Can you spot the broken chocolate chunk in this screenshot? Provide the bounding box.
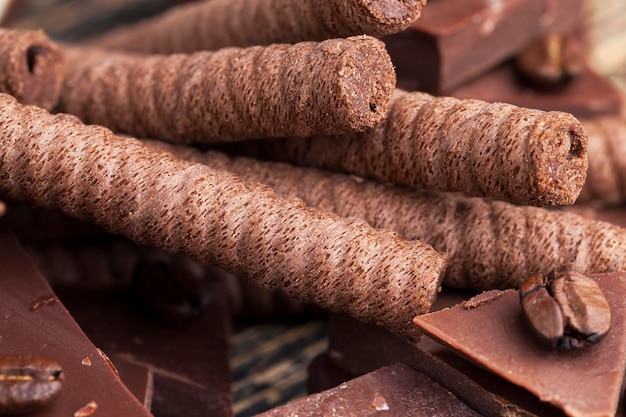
[307,353,352,394]
[54,280,232,417]
[384,0,582,93]
[9,233,233,416]
[262,363,481,417]
[327,303,566,416]
[414,273,626,417]
[446,62,623,119]
[109,355,153,410]
[0,225,153,416]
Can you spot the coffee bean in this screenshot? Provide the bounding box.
[515,34,584,89]
[520,271,611,349]
[132,259,211,326]
[0,354,63,414]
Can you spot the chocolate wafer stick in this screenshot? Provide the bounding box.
[0,94,445,339]
[222,89,588,206]
[88,0,424,54]
[576,117,626,205]
[58,36,394,142]
[146,141,626,291]
[0,28,63,110]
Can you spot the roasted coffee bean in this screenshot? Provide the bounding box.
[0,354,63,414]
[515,34,584,89]
[132,259,211,326]
[519,273,564,346]
[520,271,611,349]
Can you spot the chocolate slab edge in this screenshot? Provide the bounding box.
[0,224,154,416]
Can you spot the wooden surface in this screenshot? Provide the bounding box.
[1,1,625,416]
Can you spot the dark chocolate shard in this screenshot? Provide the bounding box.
[326,290,474,375]
[307,353,353,394]
[109,354,154,410]
[260,363,481,417]
[327,304,565,416]
[414,274,626,417]
[0,225,153,416]
[446,62,623,119]
[11,234,233,416]
[54,282,233,417]
[384,0,582,93]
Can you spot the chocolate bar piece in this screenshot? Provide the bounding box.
[384,0,582,93]
[445,62,623,119]
[307,353,352,394]
[326,293,567,416]
[327,291,473,376]
[327,290,472,366]
[414,273,626,417]
[260,363,481,417]
[0,225,153,416]
[54,280,232,417]
[40,246,233,417]
[111,355,154,409]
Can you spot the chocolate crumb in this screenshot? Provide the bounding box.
[74,400,98,417]
[463,290,505,309]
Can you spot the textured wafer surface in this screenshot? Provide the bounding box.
[89,0,425,53]
[223,90,588,206]
[59,36,395,142]
[149,141,626,290]
[0,94,445,339]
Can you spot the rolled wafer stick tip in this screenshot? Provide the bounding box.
[0,28,64,110]
[531,111,587,206]
[357,0,425,34]
[333,36,396,132]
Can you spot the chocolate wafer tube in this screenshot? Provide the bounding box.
[0,94,445,339]
[0,28,63,110]
[146,141,626,291]
[58,36,394,142]
[221,89,588,206]
[87,0,424,54]
[576,117,626,205]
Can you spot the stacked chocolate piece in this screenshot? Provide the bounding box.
[0,0,625,416]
